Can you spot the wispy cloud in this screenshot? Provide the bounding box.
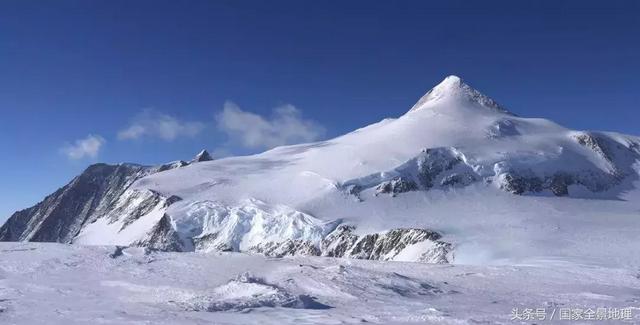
[216,102,325,149]
[118,109,205,141]
[61,135,106,160]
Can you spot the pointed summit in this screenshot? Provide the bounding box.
[190,149,213,163]
[435,75,464,89]
[408,75,511,115]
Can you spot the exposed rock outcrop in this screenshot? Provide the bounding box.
[341,146,471,197]
[337,227,451,263]
[240,225,452,264]
[133,213,187,252]
[0,150,203,244]
[342,133,640,199]
[190,149,214,163]
[321,225,359,257]
[249,240,321,258]
[375,177,418,196]
[156,160,189,172]
[0,163,153,242]
[416,147,464,189]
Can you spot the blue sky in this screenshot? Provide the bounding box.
[1,0,638,220]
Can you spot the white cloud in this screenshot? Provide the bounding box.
[216,102,325,149]
[118,109,205,141]
[61,135,106,160]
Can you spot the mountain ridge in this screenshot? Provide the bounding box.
[2,76,640,266]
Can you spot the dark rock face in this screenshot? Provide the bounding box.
[321,225,359,257]
[113,191,164,230]
[547,173,573,197]
[574,133,614,165]
[342,132,640,199]
[193,233,234,252]
[571,132,640,187]
[496,132,640,196]
[190,150,214,163]
[416,148,463,189]
[375,177,418,196]
[343,184,363,202]
[0,207,33,243]
[440,173,476,187]
[498,172,543,195]
[157,160,189,172]
[344,228,450,263]
[154,150,212,173]
[249,240,321,258]
[0,163,152,243]
[248,226,451,264]
[497,167,626,197]
[0,148,198,244]
[341,147,468,197]
[132,214,187,252]
[348,233,381,259]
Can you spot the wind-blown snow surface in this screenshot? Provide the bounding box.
[1,243,639,324]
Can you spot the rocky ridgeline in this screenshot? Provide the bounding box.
[498,132,638,195]
[0,150,212,243]
[342,131,640,198]
[187,224,452,264]
[0,163,152,242]
[133,213,186,252]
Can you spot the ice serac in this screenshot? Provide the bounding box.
[179,199,451,262]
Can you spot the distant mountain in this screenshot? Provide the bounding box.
[3,76,639,265]
[190,149,213,163]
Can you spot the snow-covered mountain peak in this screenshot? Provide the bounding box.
[435,74,464,88]
[190,149,213,163]
[3,76,640,270]
[408,75,511,115]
